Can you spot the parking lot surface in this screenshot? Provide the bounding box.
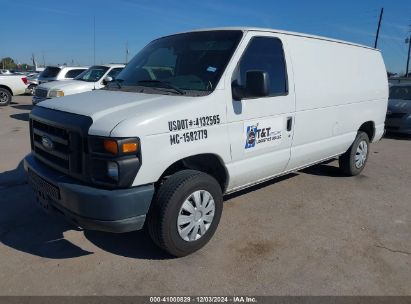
[0,96,410,295]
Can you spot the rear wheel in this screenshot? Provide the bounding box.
[0,88,12,106]
[147,170,223,257]
[339,131,370,176]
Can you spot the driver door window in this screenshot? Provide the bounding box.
[236,37,288,96]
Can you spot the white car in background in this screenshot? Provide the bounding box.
[0,74,29,106]
[33,64,124,104]
[38,66,88,84]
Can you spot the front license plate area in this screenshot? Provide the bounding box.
[28,169,60,214]
[36,190,51,213]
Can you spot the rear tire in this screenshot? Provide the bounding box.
[147,170,223,257]
[0,88,12,106]
[339,131,370,176]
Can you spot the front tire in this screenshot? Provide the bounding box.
[28,84,37,96]
[339,131,370,176]
[147,170,223,257]
[0,88,12,106]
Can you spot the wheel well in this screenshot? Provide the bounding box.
[359,121,375,141]
[159,154,229,192]
[0,85,13,96]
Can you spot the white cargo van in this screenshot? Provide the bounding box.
[24,28,388,256]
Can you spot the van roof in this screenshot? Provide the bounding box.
[174,27,378,51]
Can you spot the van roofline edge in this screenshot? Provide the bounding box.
[159,27,379,52]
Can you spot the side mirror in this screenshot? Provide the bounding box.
[245,70,270,98]
[231,70,270,100]
[102,76,113,85]
[231,80,245,100]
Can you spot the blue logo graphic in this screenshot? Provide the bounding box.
[245,125,257,149]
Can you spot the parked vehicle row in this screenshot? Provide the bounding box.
[0,69,13,75]
[24,28,388,256]
[32,64,124,104]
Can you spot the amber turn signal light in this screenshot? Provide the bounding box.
[122,142,138,153]
[103,139,118,155]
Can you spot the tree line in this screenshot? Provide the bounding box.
[1,57,34,71]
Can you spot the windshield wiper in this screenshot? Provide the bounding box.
[137,80,185,95]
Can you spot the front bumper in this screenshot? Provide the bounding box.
[32,96,48,104]
[24,154,154,233]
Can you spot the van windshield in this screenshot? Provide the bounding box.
[109,30,243,96]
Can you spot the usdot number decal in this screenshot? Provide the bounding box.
[170,129,208,145]
[168,115,220,131]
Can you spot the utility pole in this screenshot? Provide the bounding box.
[406,35,411,78]
[125,41,129,64]
[374,8,384,49]
[93,16,96,65]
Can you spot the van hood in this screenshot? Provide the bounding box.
[38,80,96,95]
[388,99,411,113]
[37,90,201,136]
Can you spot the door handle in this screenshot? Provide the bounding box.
[286,117,293,131]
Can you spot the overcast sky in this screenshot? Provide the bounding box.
[2,0,410,73]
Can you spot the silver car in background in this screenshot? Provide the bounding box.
[385,84,411,135]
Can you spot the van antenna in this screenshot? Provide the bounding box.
[93,16,96,66]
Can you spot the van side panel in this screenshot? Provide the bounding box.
[285,36,388,171]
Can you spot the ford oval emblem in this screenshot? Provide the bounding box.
[41,136,54,150]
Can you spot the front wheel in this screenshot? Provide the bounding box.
[28,84,37,96]
[147,170,223,257]
[339,131,370,176]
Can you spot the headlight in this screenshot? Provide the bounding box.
[88,136,141,187]
[48,90,64,98]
